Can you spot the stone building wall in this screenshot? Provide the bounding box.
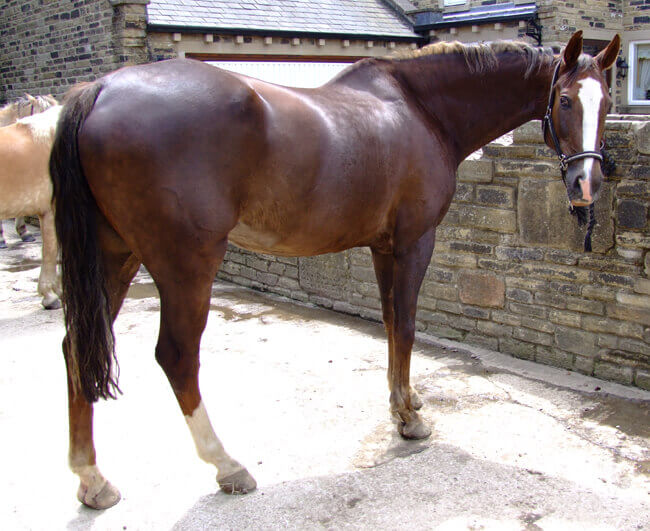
[0,0,148,102]
[218,119,650,390]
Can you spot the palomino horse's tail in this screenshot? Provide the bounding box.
[50,81,119,403]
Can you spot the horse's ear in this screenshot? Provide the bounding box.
[25,93,36,103]
[562,31,583,69]
[595,34,621,71]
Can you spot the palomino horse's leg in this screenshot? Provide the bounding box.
[371,249,423,411]
[385,227,436,440]
[37,211,61,309]
[15,217,35,242]
[153,239,256,495]
[65,217,141,509]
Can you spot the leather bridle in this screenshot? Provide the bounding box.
[541,61,601,252]
[542,61,604,176]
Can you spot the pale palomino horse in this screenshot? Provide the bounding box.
[0,94,58,248]
[0,104,62,309]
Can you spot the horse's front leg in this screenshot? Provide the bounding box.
[37,211,61,309]
[371,249,423,411]
[389,227,436,439]
[15,216,35,242]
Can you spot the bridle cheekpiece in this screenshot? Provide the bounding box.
[541,61,601,252]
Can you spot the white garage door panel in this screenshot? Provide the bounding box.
[208,61,351,88]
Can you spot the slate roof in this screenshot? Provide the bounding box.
[413,2,537,30]
[147,0,420,40]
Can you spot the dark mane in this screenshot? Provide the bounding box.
[392,40,556,78]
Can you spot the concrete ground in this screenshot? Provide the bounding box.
[1,226,649,531]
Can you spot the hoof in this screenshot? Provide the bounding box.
[410,389,423,410]
[0,241,6,249]
[398,418,432,440]
[42,295,61,310]
[20,234,36,243]
[218,468,257,495]
[77,480,121,510]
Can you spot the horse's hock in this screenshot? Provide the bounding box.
[219,118,650,390]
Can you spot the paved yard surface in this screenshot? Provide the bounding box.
[1,227,649,530]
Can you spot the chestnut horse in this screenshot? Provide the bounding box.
[50,31,619,508]
[0,94,58,248]
[0,104,62,309]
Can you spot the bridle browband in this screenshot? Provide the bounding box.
[541,61,600,252]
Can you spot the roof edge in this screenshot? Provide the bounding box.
[147,23,424,43]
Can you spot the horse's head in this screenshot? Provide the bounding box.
[544,31,620,207]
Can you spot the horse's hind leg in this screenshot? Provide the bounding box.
[153,239,256,495]
[15,217,34,242]
[65,217,141,509]
[37,211,61,309]
[0,220,6,248]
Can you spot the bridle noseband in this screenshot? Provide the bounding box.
[541,61,601,252]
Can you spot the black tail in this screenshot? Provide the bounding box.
[50,81,120,402]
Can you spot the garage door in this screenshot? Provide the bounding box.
[208,61,352,88]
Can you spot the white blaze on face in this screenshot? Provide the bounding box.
[577,78,603,182]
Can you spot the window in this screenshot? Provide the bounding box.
[628,41,650,106]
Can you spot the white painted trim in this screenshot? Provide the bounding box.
[628,40,650,106]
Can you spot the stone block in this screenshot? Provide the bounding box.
[454,205,517,233]
[594,361,634,385]
[555,327,598,356]
[506,288,533,304]
[458,270,505,308]
[617,199,648,230]
[633,121,650,155]
[513,120,544,144]
[477,320,513,337]
[476,185,515,208]
[536,347,574,369]
[458,159,494,182]
[500,337,536,360]
[518,179,614,253]
[299,252,349,301]
[616,292,650,310]
[607,303,650,326]
[514,327,553,346]
[549,309,581,328]
[574,355,595,375]
[635,369,650,391]
[465,334,499,350]
[582,315,645,339]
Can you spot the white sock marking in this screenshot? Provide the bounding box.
[185,401,243,478]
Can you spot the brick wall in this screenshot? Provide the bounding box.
[0,0,148,102]
[218,119,650,390]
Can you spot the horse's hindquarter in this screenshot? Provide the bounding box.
[0,123,52,218]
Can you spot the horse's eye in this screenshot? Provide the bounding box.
[560,96,571,109]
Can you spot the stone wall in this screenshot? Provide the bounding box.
[0,0,148,102]
[218,119,650,390]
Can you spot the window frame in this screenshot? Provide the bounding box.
[628,40,650,106]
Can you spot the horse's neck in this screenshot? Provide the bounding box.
[395,52,555,164]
